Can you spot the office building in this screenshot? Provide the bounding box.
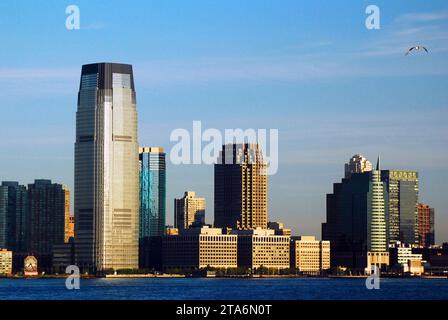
[139,147,166,238]
[407,259,424,275]
[174,191,205,231]
[367,158,389,271]
[344,154,372,179]
[52,238,76,273]
[290,236,330,274]
[389,242,423,266]
[323,157,389,270]
[139,147,166,268]
[63,186,73,243]
[214,143,267,230]
[162,226,237,270]
[381,170,419,245]
[65,216,75,242]
[0,249,12,275]
[166,227,179,236]
[74,63,139,271]
[267,222,292,236]
[417,203,435,247]
[0,182,28,252]
[27,180,66,269]
[232,228,290,270]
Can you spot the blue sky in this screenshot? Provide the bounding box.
[0,1,447,241]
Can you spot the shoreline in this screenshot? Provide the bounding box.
[1,274,447,280]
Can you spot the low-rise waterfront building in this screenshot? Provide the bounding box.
[232,228,290,270]
[408,259,424,275]
[389,242,423,267]
[162,226,237,270]
[52,238,75,273]
[0,249,12,275]
[290,236,330,274]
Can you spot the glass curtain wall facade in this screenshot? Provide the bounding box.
[75,63,139,271]
[381,170,419,245]
[323,158,388,269]
[139,147,166,238]
[368,161,388,252]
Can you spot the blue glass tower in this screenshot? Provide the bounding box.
[139,147,166,268]
[139,147,166,238]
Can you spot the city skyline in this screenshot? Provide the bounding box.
[0,1,448,242]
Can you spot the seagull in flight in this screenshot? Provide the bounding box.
[405,45,429,56]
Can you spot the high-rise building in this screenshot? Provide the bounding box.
[174,191,205,231]
[290,236,330,274]
[381,170,419,245]
[214,143,267,230]
[63,186,73,243]
[369,158,388,253]
[367,159,389,271]
[65,216,75,242]
[27,179,66,268]
[323,157,389,270]
[74,63,139,271]
[344,154,372,179]
[0,182,28,252]
[139,147,166,238]
[138,147,166,269]
[417,203,435,247]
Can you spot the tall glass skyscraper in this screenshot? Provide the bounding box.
[139,147,166,238]
[381,170,419,245]
[323,157,388,270]
[75,63,139,271]
[368,158,388,252]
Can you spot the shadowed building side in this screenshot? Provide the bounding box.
[214,143,267,230]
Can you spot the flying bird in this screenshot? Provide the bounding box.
[405,45,429,56]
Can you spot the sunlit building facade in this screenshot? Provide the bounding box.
[344,154,373,179]
[75,63,139,271]
[0,249,12,275]
[174,191,205,231]
[233,228,290,270]
[417,203,435,247]
[381,170,419,245]
[290,236,330,274]
[63,186,73,243]
[162,227,237,270]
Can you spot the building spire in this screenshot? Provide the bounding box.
[376,155,380,171]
